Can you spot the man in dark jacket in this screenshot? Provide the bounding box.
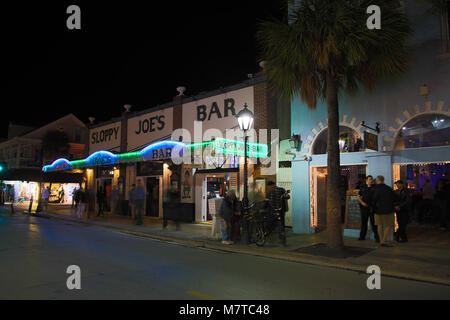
[371,175,396,247]
[394,180,410,242]
[96,186,106,217]
[218,190,237,245]
[357,175,379,242]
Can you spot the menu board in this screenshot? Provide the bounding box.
[344,189,361,229]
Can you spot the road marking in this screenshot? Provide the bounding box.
[186,290,217,300]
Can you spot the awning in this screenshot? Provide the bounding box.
[0,168,84,184]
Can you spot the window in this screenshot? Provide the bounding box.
[395,113,450,149]
[312,126,363,155]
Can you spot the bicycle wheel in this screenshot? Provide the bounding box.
[254,222,266,247]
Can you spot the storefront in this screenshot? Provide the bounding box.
[288,0,450,236]
[0,168,85,205]
[51,77,286,223]
[291,99,449,237]
[1,180,39,203]
[43,140,188,218]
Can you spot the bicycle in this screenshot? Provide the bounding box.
[247,191,289,247]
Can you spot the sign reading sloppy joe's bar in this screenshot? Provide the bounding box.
[89,121,121,153]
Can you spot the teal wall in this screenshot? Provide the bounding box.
[290,0,450,234]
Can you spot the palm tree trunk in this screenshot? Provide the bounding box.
[326,72,344,249]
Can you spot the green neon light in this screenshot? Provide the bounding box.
[185,138,268,158]
[70,160,87,168]
[118,152,142,163]
[185,141,214,149]
[213,138,268,158]
[214,147,268,158]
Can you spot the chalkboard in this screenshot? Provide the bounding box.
[344,189,361,229]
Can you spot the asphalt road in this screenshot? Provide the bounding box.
[1,209,450,300]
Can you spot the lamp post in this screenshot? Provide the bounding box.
[236,103,254,245]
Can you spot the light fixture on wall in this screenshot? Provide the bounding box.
[289,134,302,151]
[361,121,380,134]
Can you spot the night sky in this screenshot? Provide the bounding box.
[2,1,286,138]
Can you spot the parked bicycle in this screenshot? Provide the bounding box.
[246,190,290,247]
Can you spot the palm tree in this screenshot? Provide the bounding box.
[257,0,411,248]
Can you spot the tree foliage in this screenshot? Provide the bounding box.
[257,0,412,109]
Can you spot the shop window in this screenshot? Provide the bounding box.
[312,126,363,155]
[395,113,450,150]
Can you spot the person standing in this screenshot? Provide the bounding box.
[134,179,145,225]
[394,180,411,243]
[230,200,242,243]
[96,186,106,217]
[218,190,237,245]
[42,186,50,213]
[74,187,81,208]
[357,175,379,242]
[371,175,396,247]
[267,181,290,244]
[58,186,64,203]
[76,188,87,219]
[418,179,435,224]
[129,184,136,219]
[8,186,15,203]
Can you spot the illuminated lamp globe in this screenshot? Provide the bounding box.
[236,103,254,131]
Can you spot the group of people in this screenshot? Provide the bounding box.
[414,178,449,227]
[357,175,412,246]
[218,181,289,245]
[358,174,449,246]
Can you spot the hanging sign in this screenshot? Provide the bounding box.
[364,131,378,151]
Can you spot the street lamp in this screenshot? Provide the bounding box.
[236,103,254,245]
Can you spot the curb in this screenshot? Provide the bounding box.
[43,213,450,287]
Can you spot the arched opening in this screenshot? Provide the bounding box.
[312,126,363,155]
[395,113,450,150]
[392,113,450,234]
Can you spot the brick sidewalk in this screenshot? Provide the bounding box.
[6,202,450,286]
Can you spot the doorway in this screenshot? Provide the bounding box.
[311,165,367,229]
[146,177,160,217]
[206,175,226,221]
[96,179,112,212]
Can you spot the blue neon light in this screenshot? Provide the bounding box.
[42,158,71,172]
[41,141,187,172]
[85,151,118,167]
[140,141,185,160]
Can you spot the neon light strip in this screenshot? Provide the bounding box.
[42,141,187,172]
[42,139,269,172]
[185,138,268,157]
